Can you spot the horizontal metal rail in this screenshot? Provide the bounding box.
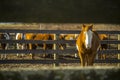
[0,40,120,44]
[0,49,120,54]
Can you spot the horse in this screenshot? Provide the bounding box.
[16,33,54,59]
[58,34,78,58]
[58,34,67,50]
[0,33,10,59]
[99,34,108,59]
[76,24,100,66]
[58,34,78,49]
[26,33,54,59]
[16,33,26,57]
[16,33,36,58]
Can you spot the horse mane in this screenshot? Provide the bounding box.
[93,31,100,40]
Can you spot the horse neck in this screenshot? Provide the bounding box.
[93,31,100,41]
[92,31,100,50]
[80,31,86,45]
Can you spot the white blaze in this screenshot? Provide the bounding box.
[76,45,79,51]
[16,33,20,40]
[84,30,93,49]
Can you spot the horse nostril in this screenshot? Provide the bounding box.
[88,47,90,49]
[86,45,91,49]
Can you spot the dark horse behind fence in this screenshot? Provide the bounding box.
[76,24,100,66]
[0,33,10,59]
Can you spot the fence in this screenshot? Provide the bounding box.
[0,29,120,65]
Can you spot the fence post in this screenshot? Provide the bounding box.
[53,34,59,67]
[118,35,120,66]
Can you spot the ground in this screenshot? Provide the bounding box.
[0,23,120,30]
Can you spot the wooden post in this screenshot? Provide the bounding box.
[53,34,59,67]
[118,35,120,66]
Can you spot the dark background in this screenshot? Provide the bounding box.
[0,0,120,23]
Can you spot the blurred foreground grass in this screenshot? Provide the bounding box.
[0,66,120,80]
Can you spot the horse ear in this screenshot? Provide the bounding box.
[89,24,93,30]
[90,24,93,27]
[82,24,86,29]
[83,24,86,27]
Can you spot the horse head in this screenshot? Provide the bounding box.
[82,24,93,49]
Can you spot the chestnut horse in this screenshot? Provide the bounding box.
[76,24,100,66]
[99,34,108,59]
[58,34,78,50]
[16,33,54,59]
[58,34,78,58]
[30,34,54,59]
